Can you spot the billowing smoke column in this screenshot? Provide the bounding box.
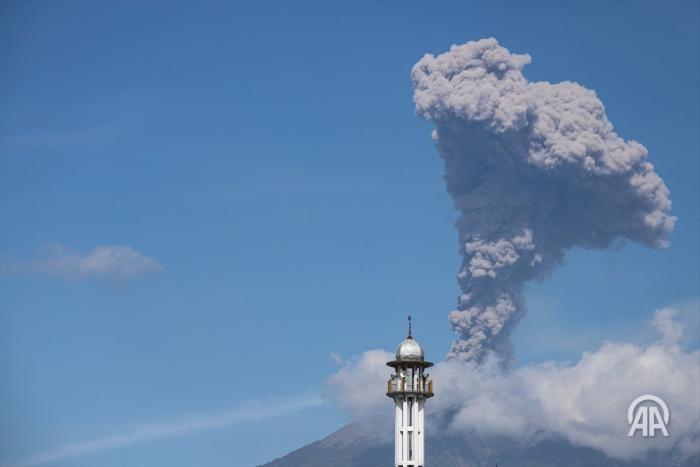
[412,38,676,365]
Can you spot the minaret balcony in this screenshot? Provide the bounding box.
[386,378,434,397]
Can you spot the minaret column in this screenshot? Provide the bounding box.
[395,396,401,461]
[417,397,424,464]
[403,396,409,463]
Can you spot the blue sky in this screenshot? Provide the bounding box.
[1,1,698,466]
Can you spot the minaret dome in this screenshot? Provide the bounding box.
[395,338,425,361]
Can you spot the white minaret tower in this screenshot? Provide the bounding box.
[386,316,433,467]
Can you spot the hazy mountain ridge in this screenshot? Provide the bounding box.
[259,412,699,467]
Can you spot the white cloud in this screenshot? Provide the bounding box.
[323,349,395,419]
[4,244,163,281]
[329,351,343,365]
[325,307,700,461]
[9,395,322,467]
[652,307,687,344]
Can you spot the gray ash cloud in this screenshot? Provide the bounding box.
[411,38,676,365]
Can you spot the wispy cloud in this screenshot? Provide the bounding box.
[0,97,162,152]
[0,124,116,151]
[2,244,163,281]
[9,395,323,467]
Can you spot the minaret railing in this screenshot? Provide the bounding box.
[387,377,433,394]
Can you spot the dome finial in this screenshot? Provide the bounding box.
[407,315,412,339]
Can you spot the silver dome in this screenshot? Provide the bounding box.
[395,338,425,361]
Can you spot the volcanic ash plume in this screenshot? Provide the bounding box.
[411,38,676,365]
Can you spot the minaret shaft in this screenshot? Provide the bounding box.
[392,394,425,466]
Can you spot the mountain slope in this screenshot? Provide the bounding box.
[259,412,698,467]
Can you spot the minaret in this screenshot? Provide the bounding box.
[386,316,433,467]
